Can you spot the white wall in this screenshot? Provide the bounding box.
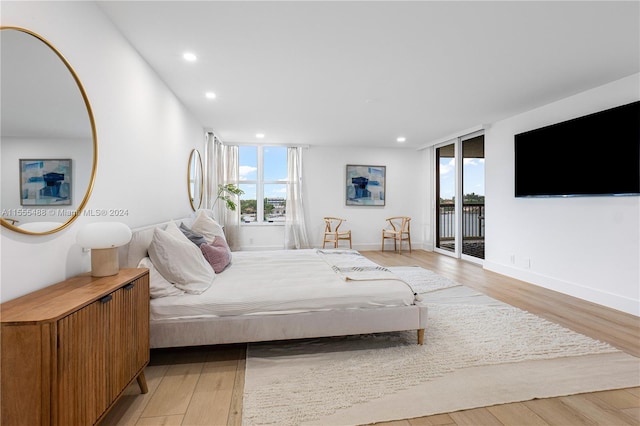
[235,146,429,251]
[484,74,640,315]
[304,146,429,250]
[0,2,204,302]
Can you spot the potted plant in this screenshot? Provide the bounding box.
[213,184,244,211]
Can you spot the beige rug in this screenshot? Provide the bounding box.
[242,267,640,425]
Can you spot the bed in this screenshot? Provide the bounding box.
[118,210,427,348]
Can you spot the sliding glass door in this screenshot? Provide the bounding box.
[435,133,485,262]
[461,135,485,260]
[435,142,456,254]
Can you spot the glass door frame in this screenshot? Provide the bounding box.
[434,138,459,259]
[433,130,484,265]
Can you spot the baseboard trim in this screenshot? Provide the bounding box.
[483,260,639,316]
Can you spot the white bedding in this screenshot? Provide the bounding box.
[150,249,417,321]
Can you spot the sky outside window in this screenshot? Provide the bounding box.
[264,146,287,182]
[439,158,485,200]
[239,145,288,198]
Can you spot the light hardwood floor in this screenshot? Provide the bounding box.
[100,250,639,426]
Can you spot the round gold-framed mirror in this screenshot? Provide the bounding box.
[188,149,203,211]
[1,26,97,235]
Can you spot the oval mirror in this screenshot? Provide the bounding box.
[1,27,97,235]
[188,149,203,211]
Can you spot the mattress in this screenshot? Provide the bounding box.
[150,249,417,321]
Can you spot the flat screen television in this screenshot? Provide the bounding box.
[514,100,640,197]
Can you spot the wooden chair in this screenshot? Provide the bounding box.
[322,217,352,249]
[382,216,412,253]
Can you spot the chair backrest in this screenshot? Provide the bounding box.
[324,217,346,233]
[386,216,411,233]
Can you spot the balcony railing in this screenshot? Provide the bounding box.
[438,203,485,240]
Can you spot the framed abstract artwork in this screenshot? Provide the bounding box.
[345,164,386,206]
[19,159,72,206]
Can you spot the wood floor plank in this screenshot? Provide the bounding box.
[448,407,502,425]
[99,365,169,426]
[627,387,640,398]
[182,357,239,425]
[523,398,596,425]
[228,355,246,426]
[591,388,640,409]
[134,414,184,425]
[486,403,550,425]
[184,347,240,426]
[140,362,203,418]
[559,393,638,425]
[407,413,456,425]
[622,407,640,423]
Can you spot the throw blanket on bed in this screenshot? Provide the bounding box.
[315,249,423,302]
[332,265,398,281]
[316,249,400,281]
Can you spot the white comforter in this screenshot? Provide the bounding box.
[150,249,416,321]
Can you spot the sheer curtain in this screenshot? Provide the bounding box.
[284,146,310,249]
[221,144,241,250]
[202,132,220,210]
[203,134,241,250]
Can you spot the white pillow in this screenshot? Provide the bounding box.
[164,220,190,242]
[191,210,226,243]
[126,226,156,268]
[148,227,215,294]
[138,257,185,298]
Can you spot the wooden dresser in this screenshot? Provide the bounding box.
[1,268,150,426]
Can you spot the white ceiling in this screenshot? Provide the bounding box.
[97,1,639,149]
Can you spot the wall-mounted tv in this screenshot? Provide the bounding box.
[514,100,640,198]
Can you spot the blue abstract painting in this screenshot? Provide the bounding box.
[20,159,72,206]
[346,165,385,206]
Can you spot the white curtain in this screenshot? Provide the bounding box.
[284,147,310,249]
[222,144,241,250]
[202,132,219,210]
[203,134,241,250]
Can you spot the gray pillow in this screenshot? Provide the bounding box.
[179,222,207,246]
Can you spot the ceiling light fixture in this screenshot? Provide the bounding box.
[256,133,265,139]
[205,92,216,99]
[396,137,406,143]
[183,52,197,62]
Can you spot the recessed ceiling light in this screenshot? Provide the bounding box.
[205,92,216,99]
[183,52,197,62]
[397,137,406,143]
[256,133,265,139]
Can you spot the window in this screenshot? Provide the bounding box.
[238,146,288,223]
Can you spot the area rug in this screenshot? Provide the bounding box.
[242,267,640,426]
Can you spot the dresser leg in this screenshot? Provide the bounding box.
[137,371,149,394]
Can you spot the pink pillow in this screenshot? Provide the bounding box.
[200,236,232,273]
